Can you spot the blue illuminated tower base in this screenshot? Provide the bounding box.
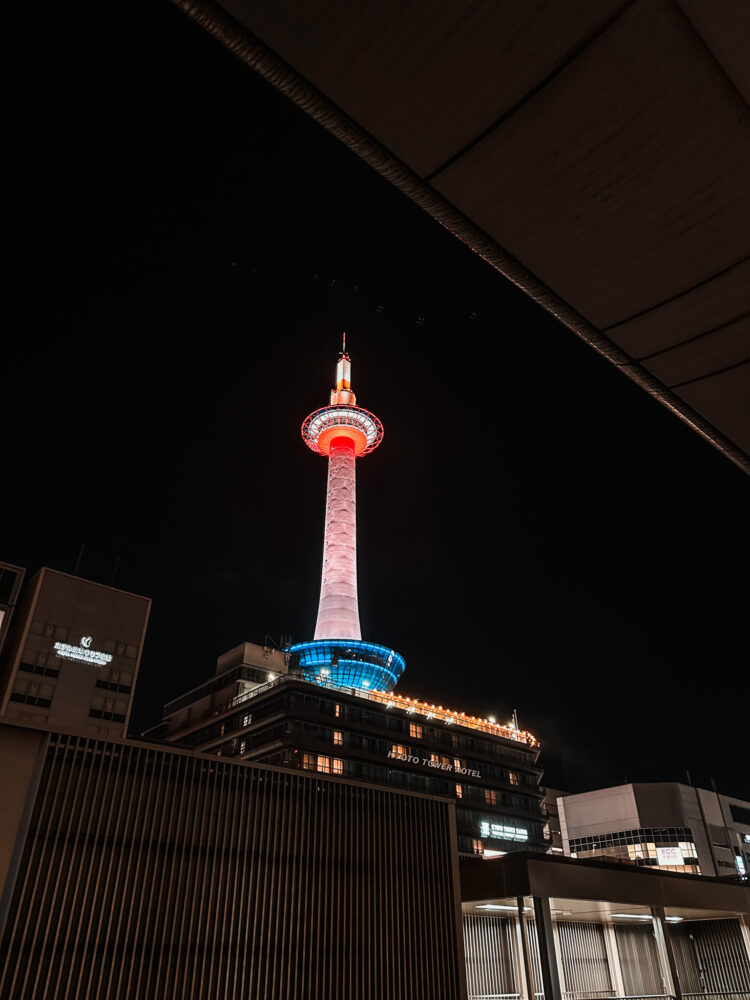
[287,639,405,693]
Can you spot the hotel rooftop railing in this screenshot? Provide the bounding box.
[216,671,538,747]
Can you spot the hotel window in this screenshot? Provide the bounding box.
[391,744,407,756]
[334,704,342,718]
[508,771,519,786]
[409,722,423,740]
[302,753,316,771]
[430,753,440,765]
[485,789,498,806]
[242,713,251,727]
[239,740,246,754]
[456,784,463,798]
[332,759,344,775]
[333,730,343,746]
[317,755,331,774]
[472,839,484,856]
[453,758,463,771]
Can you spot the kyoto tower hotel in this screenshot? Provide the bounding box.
[152,343,545,858]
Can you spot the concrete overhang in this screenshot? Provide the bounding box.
[172,0,750,472]
[461,851,750,914]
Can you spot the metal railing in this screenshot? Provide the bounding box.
[193,670,538,745]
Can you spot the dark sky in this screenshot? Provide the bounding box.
[4,0,748,797]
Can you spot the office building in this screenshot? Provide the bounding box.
[557,782,750,877]
[0,566,151,739]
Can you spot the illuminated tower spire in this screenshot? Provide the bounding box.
[309,336,377,639]
[289,339,404,692]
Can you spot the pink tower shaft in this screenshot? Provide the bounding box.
[314,436,362,640]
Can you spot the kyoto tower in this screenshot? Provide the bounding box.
[288,338,405,692]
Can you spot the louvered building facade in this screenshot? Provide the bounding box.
[0,723,466,1000]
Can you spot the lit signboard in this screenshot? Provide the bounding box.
[53,636,113,667]
[386,748,480,777]
[656,846,684,866]
[480,821,528,843]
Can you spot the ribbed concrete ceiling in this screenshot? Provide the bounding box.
[177,0,750,471]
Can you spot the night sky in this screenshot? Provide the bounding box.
[5,1,748,797]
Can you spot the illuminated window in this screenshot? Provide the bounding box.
[508,771,519,786]
[333,759,344,775]
[239,740,246,754]
[391,744,407,756]
[430,753,440,765]
[485,789,498,806]
[242,713,251,727]
[333,730,343,745]
[456,784,463,798]
[334,704,342,718]
[453,758,463,771]
[302,753,315,771]
[409,723,423,739]
[317,755,331,774]
[472,839,484,856]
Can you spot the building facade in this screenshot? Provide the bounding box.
[0,566,151,739]
[460,851,750,1000]
[557,782,750,877]
[0,721,466,1000]
[149,642,545,858]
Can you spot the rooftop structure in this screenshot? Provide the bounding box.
[289,339,403,692]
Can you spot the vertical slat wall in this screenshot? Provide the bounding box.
[0,734,464,1000]
[671,918,750,998]
[525,918,545,999]
[613,923,663,997]
[556,921,613,998]
[462,914,519,999]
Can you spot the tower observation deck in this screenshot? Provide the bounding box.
[288,339,405,692]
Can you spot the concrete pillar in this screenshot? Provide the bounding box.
[651,906,682,999]
[533,896,563,1000]
[516,897,534,1000]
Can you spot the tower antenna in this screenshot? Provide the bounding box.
[341,331,347,356]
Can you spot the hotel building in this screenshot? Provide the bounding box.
[148,641,545,858]
[0,565,151,739]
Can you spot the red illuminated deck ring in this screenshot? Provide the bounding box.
[302,405,383,458]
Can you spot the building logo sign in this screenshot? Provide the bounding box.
[656,846,684,866]
[386,749,480,777]
[53,636,113,667]
[480,821,528,843]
